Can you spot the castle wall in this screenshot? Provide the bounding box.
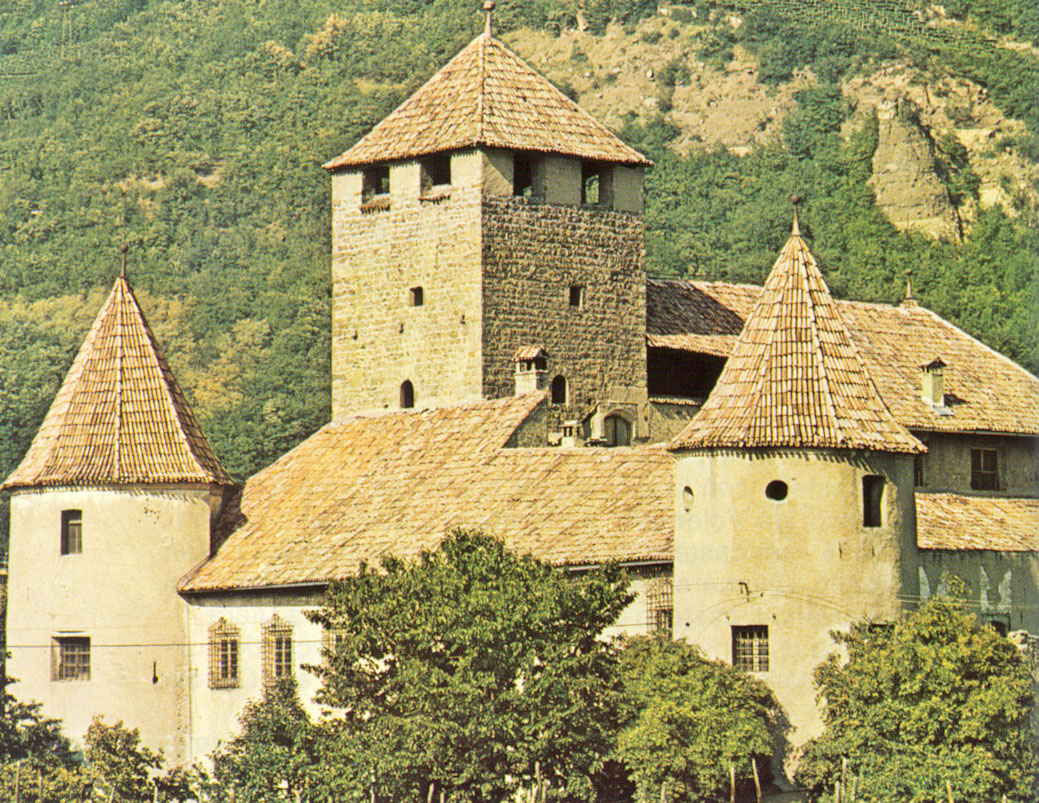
[481,196,647,427]
[672,449,916,746]
[330,151,485,418]
[6,485,218,765]
[914,432,1039,496]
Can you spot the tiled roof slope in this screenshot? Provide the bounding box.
[670,227,925,453]
[648,279,1039,435]
[180,394,673,593]
[2,275,233,490]
[323,33,648,170]
[917,493,1039,551]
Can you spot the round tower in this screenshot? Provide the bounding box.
[668,204,926,747]
[2,255,233,764]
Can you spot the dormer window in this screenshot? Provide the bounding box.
[420,154,451,196]
[604,414,631,447]
[362,164,390,207]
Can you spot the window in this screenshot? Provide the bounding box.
[513,152,533,197]
[263,616,294,685]
[731,626,769,672]
[581,161,602,205]
[550,375,568,405]
[60,509,82,555]
[862,475,885,528]
[409,286,424,307]
[646,576,673,636]
[400,380,415,409]
[420,154,451,190]
[208,619,240,689]
[362,164,390,202]
[913,454,925,487]
[971,449,999,491]
[983,614,1010,636]
[52,637,90,681]
[568,285,585,309]
[604,414,631,447]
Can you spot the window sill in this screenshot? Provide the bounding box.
[420,186,452,203]
[360,194,391,212]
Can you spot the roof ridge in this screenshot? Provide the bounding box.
[801,238,844,447]
[476,33,487,143]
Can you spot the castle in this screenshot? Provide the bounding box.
[4,18,1037,773]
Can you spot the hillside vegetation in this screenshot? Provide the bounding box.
[1,0,1037,490]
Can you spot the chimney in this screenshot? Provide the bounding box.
[920,358,946,407]
[560,419,582,448]
[513,345,548,396]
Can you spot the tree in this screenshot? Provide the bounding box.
[84,718,163,803]
[0,676,77,768]
[795,586,1038,802]
[305,529,633,803]
[614,636,786,803]
[210,678,318,802]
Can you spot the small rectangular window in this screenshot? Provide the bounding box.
[862,475,885,527]
[421,154,451,190]
[913,454,925,487]
[581,161,601,205]
[732,626,769,672]
[409,286,424,307]
[568,285,585,308]
[53,637,90,681]
[362,165,390,202]
[513,152,533,197]
[60,510,82,555]
[971,449,999,491]
[208,619,240,689]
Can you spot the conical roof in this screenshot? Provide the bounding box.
[670,217,925,454]
[323,33,648,170]
[3,274,234,489]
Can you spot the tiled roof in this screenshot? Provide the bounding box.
[670,227,925,454]
[917,492,1039,551]
[2,275,233,490]
[179,394,673,593]
[648,279,1039,436]
[323,33,648,170]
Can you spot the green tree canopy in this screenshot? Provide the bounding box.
[614,636,787,803]
[305,529,633,803]
[795,587,1038,802]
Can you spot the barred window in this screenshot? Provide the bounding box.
[263,615,294,685]
[208,619,240,689]
[732,625,769,672]
[646,575,673,636]
[52,637,90,681]
[322,626,349,666]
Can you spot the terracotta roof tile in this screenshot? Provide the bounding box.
[3,276,233,489]
[670,228,924,454]
[323,34,648,170]
[917,492,1039,551]
[648,279,1039,436]
[179,394,672,592]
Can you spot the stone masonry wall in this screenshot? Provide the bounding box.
[481,196,647,429]
[914,432,1039,496]
[330,153,485,419]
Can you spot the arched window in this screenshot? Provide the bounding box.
[400,380,415,409]
[604,414,631,447]
[550,375,568,405]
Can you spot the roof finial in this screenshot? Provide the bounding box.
[902,268,918,307]
[120,244,128,279]
[789,193,803,236]
[484,0,495,37]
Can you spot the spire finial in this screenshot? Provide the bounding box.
[120,244,128,279]
[789,193,803,236]
[484,0,495,37]
[902,268,918,307]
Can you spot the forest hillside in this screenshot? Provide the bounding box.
[1,0,1037,504]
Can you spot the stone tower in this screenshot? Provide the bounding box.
[324,26,651,425]
[668,210,926,745]
[2,264,233,763]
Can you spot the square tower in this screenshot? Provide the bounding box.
[325,32,650,423]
